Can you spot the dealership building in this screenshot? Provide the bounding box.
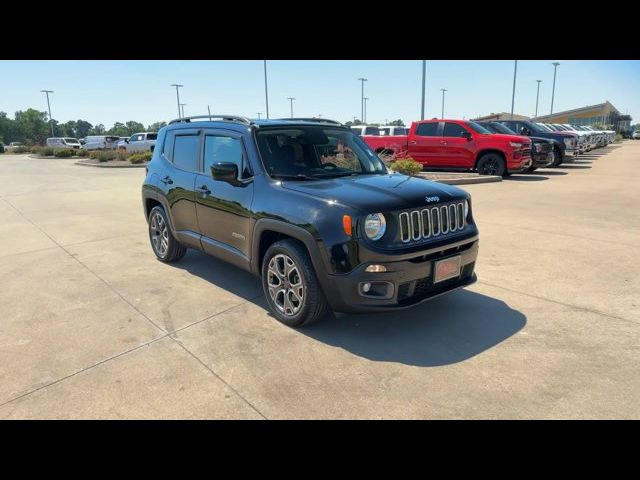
[474,101,631,132]
[533,101,631,131]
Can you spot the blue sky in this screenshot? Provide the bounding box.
[1,60,638,126]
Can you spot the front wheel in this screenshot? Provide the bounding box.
[148,206,187,262]
[552,147,563,167]
[262,239,329,327]
[476,153,506,176]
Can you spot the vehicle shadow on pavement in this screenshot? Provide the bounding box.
[300,290,526,367]
[503,175,548,181]
[558,165,592,169]
[534,170,567,176]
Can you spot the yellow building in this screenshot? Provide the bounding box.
[472,112,530,121]
[532,101,630,131]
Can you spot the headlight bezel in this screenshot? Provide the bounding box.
[509,141,523,148]
[364,213,387,241]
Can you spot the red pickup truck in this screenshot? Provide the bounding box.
[363,119,533,176]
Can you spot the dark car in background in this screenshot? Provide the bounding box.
[478,121,554,171]
[495,120,578,166]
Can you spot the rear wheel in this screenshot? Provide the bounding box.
[262,239,329,327]
[148,206,186,262]
[476,153,506,176]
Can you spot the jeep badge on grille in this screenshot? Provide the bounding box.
[425,196,440,203]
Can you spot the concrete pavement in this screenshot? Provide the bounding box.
[0,144,638,419]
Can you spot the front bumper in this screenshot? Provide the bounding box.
[532,151,554,168]
[320,235,479,313]
[507,156,532,173]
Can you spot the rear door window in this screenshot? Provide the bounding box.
[415,122,440,136]
[172,135,200,171]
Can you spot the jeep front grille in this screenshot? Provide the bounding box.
[398,202,465,243]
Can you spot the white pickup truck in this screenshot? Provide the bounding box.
[118,132,158,153]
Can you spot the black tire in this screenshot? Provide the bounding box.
[148,206,187,262]
[261,239,330,327]
[552,147,563,167]
[476,153,506,176]
[527,165,537,173]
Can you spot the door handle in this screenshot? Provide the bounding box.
[440,141,448,145]
[196,185,211,195]
[409,140,417,145]
[160,175,173,185]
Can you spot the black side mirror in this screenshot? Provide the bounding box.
[520,128,530,136]
[211,162,239,184]
[461,131,472,141]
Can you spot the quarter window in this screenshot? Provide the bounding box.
[172,135,200,171]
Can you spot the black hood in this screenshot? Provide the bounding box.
[280,173,468,212]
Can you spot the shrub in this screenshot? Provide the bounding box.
[41,147,55,156]
[615,133,623,143]
[128,151,152,164]
[389,157,423,176]
[30,146,42,154]
[54,148,76,158]
[75,149,89,157]
[12,146,31,154]
[92,150,118,162]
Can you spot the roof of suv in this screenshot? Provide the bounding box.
[166,115,347,133]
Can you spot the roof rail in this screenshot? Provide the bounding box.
[169,114,252,125]
[278,117,343,125]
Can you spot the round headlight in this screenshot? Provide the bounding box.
[364,213,386,241]
[464,199,469,218]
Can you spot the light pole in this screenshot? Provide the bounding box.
[263,60,270,119]
[421,60,426,120]
[170,84,183,118]
[440,88,447,119]
[550,62,560,118]
[363,97,369,124]
[510,60,518,120]
[40,90,54,137]
[179,103,186,118]
[357,77,367,122]
[208,105,212,120]
[287,97,295,118]
[256,112,262,119]
[534,80,542,118]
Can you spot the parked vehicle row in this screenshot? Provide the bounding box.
[76,132,158,153]
[356,118,612,176]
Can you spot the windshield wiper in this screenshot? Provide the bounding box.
[270,173,318,181]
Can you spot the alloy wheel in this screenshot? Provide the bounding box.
[267,254,305,316]
[149,211,169,257]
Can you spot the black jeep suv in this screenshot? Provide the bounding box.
[141,115,479,327]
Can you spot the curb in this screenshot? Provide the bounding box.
[75,160,147,168]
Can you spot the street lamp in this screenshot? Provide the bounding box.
[440,88,447,119]
[534,80,542,118]
[170,84,183,119]
[208,105,212,120]
[550,62,560,117]
[287,97,295,118]
[421,60,426,120]
[256,112,262,119]
[363,97,369,124]
[179,103,186,118]
[40,90,54,137]
[357,77,368,122]
[510,60,518,120]
[263,60,270,119]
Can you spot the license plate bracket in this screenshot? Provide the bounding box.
[433,256,461,283]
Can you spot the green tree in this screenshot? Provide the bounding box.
[147,121,167,132]
[0,111,18,143]
[389,119,405,126]
[108,122,129,136]
[125,121,145,135]
[14,108,50,144]
[74,120,93,138]
[90,124,106,135]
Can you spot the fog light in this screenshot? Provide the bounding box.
[365,264,387,273]
[362,282,372,293]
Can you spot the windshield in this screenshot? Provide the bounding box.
[487,122,517,135]
[64,138,79,143]
[465,121,492,134]
[255,127,387,179]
